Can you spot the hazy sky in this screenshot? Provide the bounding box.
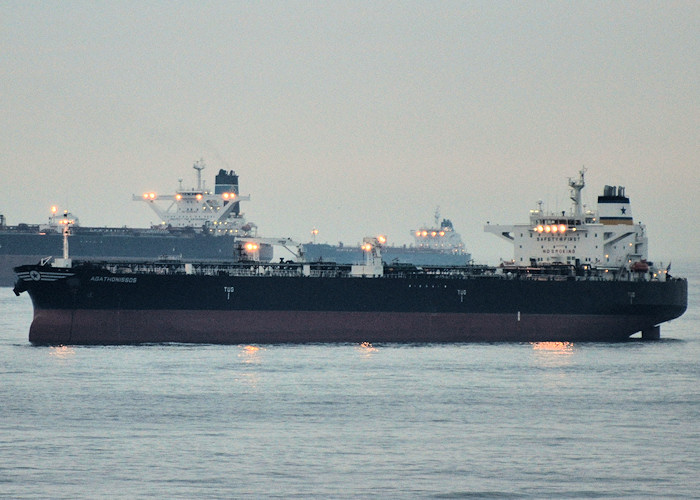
[2,1,698,263]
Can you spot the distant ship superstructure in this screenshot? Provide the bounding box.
[411,209,466,254]
[485,170,650,272]
[303,209,470,266]
[39,207,80,233]
[133,159,256,236]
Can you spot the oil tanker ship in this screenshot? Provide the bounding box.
[0,161,470,286]
[303,210,469,266]
[0,161,259,286]
[13,170,687,345]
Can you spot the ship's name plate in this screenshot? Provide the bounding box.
[90,276,138,283]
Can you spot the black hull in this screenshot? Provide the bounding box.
[15,264,688,345]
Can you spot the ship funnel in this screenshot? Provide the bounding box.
[215,169,240,215]
[598,184,633,225]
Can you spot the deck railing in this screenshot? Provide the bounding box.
[67,259,667,283]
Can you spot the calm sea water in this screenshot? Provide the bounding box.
[1,264,698,499]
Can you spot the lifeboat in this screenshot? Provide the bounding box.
[630,260,649,272]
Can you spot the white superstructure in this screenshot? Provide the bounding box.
[411,209,467,254]
[351,236,385,277]
[485,170,649,271]
[133,159,256,236]
[38,207,80,233]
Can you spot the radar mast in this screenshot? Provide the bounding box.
[193,159,205,190]
[568,168,586,217]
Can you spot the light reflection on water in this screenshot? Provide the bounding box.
[531,341,574,353]
[234,345,265,389]
[238,344,264,363]
[530,341,575,369]
[354,341,378,357]
[48,345,75,360]
[0,339,697,499]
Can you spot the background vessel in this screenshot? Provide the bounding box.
[0,161,470,285]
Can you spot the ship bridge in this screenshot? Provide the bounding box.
[485,170,649,272]
[133,160,255,236]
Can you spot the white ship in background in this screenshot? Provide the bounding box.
[411,209,466,253]
[133,159,257,236]
[303,208,470,266]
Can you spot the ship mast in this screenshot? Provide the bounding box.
[53,210,73,268]
[193,159,205,191]
[568,168,586,218]
[62,224,70,260]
